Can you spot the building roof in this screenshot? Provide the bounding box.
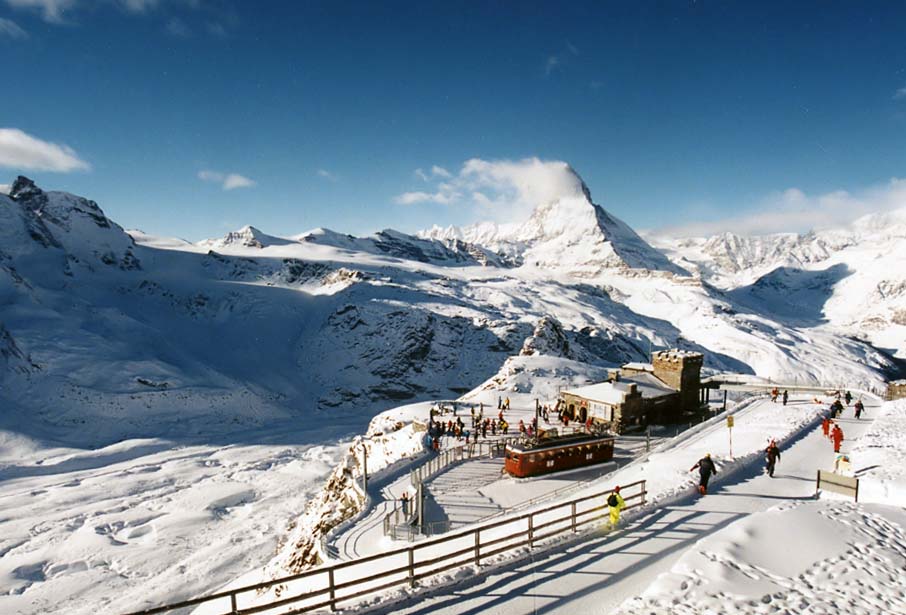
[622,362,653,372]
[562,382,626,404]
[563,373,676,405]
[624,372,678,398]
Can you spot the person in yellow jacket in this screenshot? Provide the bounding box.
[607,485,626,527]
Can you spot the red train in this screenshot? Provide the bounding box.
[504,432,616,478]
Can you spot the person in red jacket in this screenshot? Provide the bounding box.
[831,424,844,453]
[822,416,831,438]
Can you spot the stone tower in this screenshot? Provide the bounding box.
[652,349,703,412]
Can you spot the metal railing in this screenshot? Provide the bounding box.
[410,437,520,487]
[122,479,647,615]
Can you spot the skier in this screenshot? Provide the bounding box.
[765,439,781,477]
[771,387,779,403]
[497,396,502,410]
[845,391,853,406]
[782,390,789,406]
[831,424,844,453]
[690,453,718,495]
[854,399,865,420]
[607,485,626,527]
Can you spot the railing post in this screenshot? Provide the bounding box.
[328,568,337,611]
[571,502,577,533]
[528,515,534,548]
[408,547,416,588]
[230,592,238,615]
[641,480,647,505]
[474,529,481,566]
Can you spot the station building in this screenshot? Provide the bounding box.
[559,349,704,434]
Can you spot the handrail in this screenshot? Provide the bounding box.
[121,479,647,615]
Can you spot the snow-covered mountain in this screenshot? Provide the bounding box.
[0,172,901,450]
[420,169,686,276]
[651,209,906,359]
[196,225,296,249]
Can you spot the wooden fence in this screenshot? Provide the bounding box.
[123,479,647,615]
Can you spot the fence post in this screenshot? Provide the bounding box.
[328,568,337,611]
[230,592,238,615]
[571,502,577,533]
[528,515,534,549]
[408,548,416,588]
[474,529,481,566]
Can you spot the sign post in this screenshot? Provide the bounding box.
[726,415,734,458]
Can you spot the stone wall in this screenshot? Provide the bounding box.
[887,380,906,401]
[652,349,703,412]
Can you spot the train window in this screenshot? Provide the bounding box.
[529,455,537,463]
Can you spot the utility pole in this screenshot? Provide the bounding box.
[417,482,425,533]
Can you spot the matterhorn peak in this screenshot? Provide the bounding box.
[421,162,686,276]
[9,176,42,201]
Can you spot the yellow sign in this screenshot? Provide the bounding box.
[726,415,734,428]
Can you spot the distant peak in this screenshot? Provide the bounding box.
[9,176,42,201]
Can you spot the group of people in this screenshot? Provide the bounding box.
[770,387,789,406]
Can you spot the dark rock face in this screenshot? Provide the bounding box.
[0,324,37,374]
[520,315,572,358]
[9,176,45,203]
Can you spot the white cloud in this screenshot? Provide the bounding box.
[0,183,10,195]
[544,55,560,76]
[894,85,906,101]
[0,17,28,39]
[430,165,451,179]
[197,169,256,191]
[414,165,452,182]
[222,173,255,190]
[394,190,459,205]
[5,0,76,24]
[317,168,339,182]
[395,157,586,222]
[657,178,906,238]
[0,127,90,172]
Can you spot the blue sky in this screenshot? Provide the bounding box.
[2,1,906,240]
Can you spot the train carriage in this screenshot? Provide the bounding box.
[504,432,616,478]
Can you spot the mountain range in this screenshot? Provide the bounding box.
[0,169,902,446]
